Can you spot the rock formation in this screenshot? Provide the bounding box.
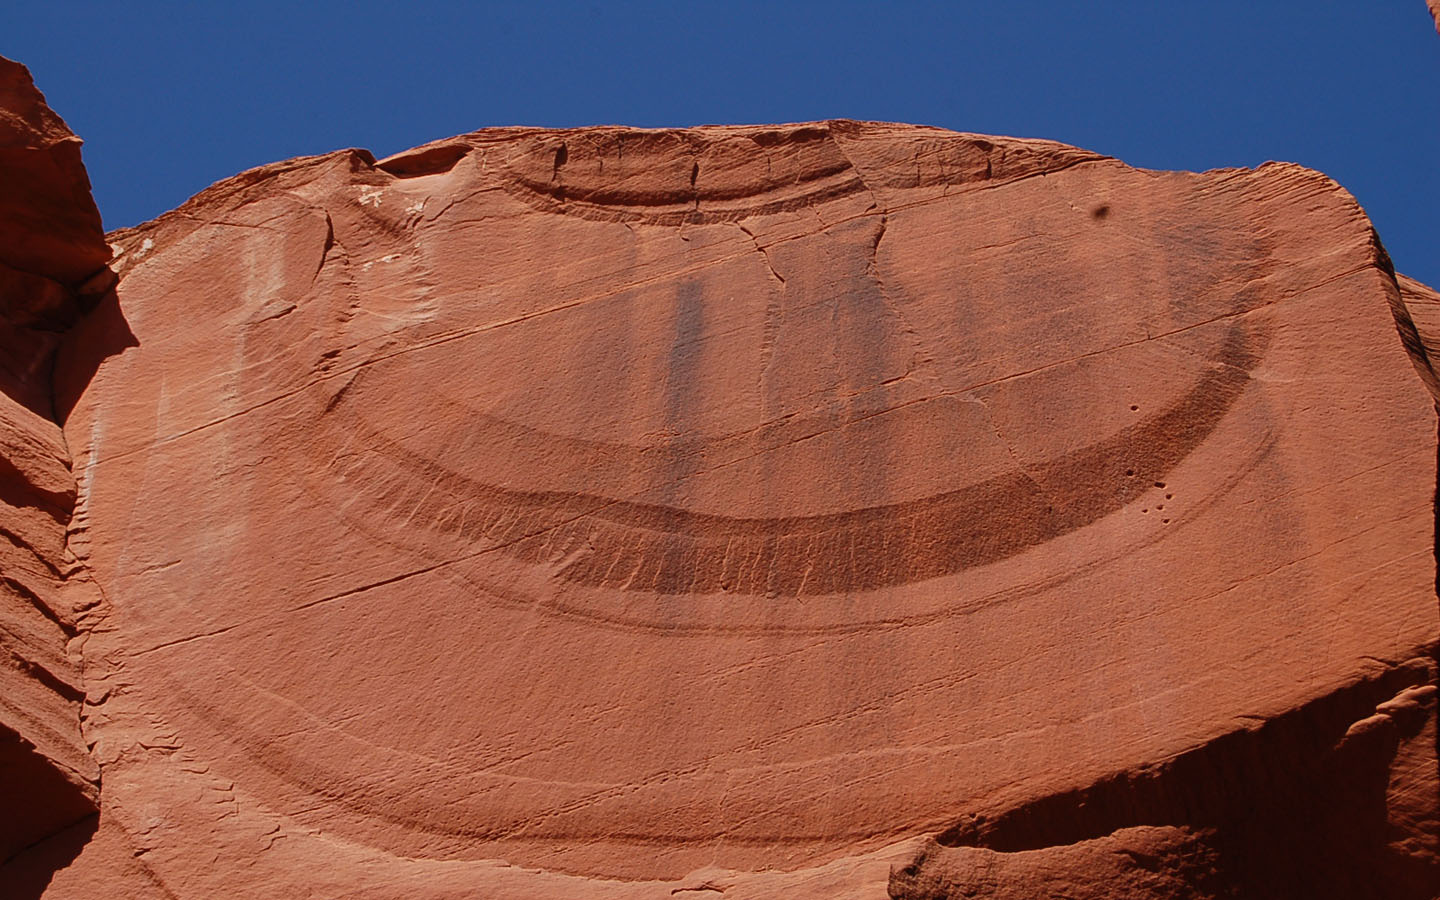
[2,48,1438,900]
[0,55,109,872]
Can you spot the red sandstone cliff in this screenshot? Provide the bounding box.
[2,47,1438,900]
[0,55,110,874]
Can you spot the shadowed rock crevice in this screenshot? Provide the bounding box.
[0,814,98,900]
[901,657,1439,899]
[375,142,471,178]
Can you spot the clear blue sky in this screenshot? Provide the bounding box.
[6,1,1438,285]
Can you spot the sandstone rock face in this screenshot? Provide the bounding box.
[0,59,108,289]
[0,57,107,870]
[39,124,1439,898]
[4,62,1439,900]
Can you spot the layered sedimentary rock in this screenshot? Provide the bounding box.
[0,56,109,868]
[4,57,1439,900]
[27,123,1436,899]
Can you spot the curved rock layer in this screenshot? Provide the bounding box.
[25,117,1435,900]
[1,61,1437,900]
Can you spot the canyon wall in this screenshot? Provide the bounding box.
[2,46,1437,900]
[0,55,109,868]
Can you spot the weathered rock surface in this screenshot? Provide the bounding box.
[0,59,107,280]
[5,57,1439,900]
[1393,274,1440,402]
[0,56,108,872]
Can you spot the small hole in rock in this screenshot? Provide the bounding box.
[1092,204,1110,220]
[1126,469,1135,477]
[1130,404,1139,411]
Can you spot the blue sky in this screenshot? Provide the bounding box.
[6,1,1438,284]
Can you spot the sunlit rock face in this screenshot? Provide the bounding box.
[3,56,1438,900]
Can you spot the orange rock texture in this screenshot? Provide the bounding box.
[0,56,108,873]
[3,54,1438,900]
